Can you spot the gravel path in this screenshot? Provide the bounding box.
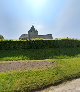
[0,61,55,73]
[36,78,80,92]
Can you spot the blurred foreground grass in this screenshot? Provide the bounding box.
[0,58,80,92]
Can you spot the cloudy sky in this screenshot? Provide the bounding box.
[0,0,80,39]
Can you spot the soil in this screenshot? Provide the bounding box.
[0,61,56,73]
[36,78,80,92]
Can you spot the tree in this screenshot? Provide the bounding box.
[0,35,4,40]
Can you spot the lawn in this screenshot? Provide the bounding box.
[0,58,80,92]
[0,48,80,92]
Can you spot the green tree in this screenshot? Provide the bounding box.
[0,35,4,40]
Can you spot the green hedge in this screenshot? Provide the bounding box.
[0,39,80,50]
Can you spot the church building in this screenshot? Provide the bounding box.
[19,25,53,40]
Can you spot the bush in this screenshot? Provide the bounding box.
[0,39,80,50]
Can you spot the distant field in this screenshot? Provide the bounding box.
[0,48,80,61]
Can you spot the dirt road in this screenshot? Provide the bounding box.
[36,78,80,92]
[0,61,55,72]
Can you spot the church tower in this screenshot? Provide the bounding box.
[28,25,38,40]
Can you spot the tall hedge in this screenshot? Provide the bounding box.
[0,39,80,50]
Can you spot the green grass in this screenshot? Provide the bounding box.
[1,48,80,91]
[0,48,80,61]
[0,58,80,92]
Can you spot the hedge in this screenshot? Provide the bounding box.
[0,39,80,50]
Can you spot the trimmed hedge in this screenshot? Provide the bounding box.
[0,39,80,50]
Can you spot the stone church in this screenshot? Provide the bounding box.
[19,25,53,40]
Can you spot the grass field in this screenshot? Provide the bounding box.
[0,48,80,92]
[0,58,80,92]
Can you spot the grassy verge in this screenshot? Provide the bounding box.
[0,48,80,61]
[0,58,80,92]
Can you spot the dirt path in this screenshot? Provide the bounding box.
[0,61,55,73]
[36,78,80,92]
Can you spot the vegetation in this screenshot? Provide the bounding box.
[0,35,4,40]
[0,39,80,50]
[1,39,80,91]
[32,38,44,40]
[0,47,80,61]
[0,58,80,92]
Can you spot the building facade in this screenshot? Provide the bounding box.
[19,25,53,40]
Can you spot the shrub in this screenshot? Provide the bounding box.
[0,39,80,50]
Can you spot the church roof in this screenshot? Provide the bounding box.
[28,25,38,32]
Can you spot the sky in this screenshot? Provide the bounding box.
[0,0,80,39]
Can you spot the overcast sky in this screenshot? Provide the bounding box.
[0,0,80,39]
